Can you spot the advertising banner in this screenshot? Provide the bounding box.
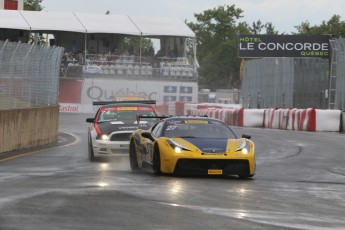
[81,79,198,105]
[238,35,330,58]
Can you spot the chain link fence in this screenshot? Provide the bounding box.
[331,38,345,111]
[0,40,63,110]
[241,57,329,109]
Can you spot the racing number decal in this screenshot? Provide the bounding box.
[139,136,152,162]
[146,141,153,160]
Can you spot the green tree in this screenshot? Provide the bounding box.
[24,0,43,11]
[250,20,264,34]
[187,5,245,90]
[187,5,278,90]
[294,15,345,37]
[122,37,154,56]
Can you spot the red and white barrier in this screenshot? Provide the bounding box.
[243,109,265,127]
[264,108,341,132]
[189,108,265,127]
[190,107,341,132]
[315,109,341,131]
[264,108,315,131]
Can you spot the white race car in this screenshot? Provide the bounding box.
[86,100,159,161]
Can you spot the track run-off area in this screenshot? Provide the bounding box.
[0,113,344,230]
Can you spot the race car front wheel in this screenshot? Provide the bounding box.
[88,135,95,161]
[129,140,139,171]
[152,144,162,175]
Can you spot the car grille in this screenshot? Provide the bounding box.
[174,159,250,175]
[110,133,132,141]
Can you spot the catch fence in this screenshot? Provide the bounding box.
[0,40,63,109]
[241,38,345,110]
[330,38,345,111]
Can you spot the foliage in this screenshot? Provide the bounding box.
[187,5,278,90]
[122,37,154,56]
[24,0,43,11]
[294,15,345,37]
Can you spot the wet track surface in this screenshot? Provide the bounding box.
[0,113,344,230]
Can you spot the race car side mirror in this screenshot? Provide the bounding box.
[142,132,155,142]
[86,118,95,123]
[242,134,251,140]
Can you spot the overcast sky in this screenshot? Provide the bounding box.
[41,0,345,34]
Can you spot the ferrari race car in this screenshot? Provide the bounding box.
[129,116,256,178]
[86,100,159,161]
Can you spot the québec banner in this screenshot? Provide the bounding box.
[238,35,330,58]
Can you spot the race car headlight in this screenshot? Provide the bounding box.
[236,140,250,154]
[174,146,183,153]
[100,134,109,141]
[166,139,191,153]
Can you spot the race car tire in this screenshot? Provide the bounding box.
[88,135,95,161]
[152,144,162,175]
[238,174,254,179]
[129,140,139,171]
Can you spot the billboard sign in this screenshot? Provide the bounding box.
[238,35,330,58]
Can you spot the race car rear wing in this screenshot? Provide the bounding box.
[93,100,156,106]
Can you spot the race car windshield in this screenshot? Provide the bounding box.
[98,109,157,123]
[164,123,237,139]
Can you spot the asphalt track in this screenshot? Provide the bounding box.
[0,113,344,230]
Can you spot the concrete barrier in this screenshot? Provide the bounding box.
[243,109,265,127]
[263,108,342,132]
[316,109,341,132]
[190,107,342,132]
[0,105,59,154]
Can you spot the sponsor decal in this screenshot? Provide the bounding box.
[87,86,157,101]
[163,96,177,102]
[118,126,138,130]
[102,107,153,112]
[184,120,208,124]
[179,96,192,102]
[238,35,330,58]
[59,104,80,113]
[167,120,182,124]
[208,169,223,175]
[117,107,138,111]
[180,86,193,94]
[80,79,198,106]
[164,86,177,93]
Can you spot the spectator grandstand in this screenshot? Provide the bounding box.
[62,52,198,80]
[0,11,199,81]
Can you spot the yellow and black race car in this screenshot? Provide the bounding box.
[129,116,255,178]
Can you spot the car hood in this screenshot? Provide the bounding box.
[97,122,139,135]
[182,138,228,153]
